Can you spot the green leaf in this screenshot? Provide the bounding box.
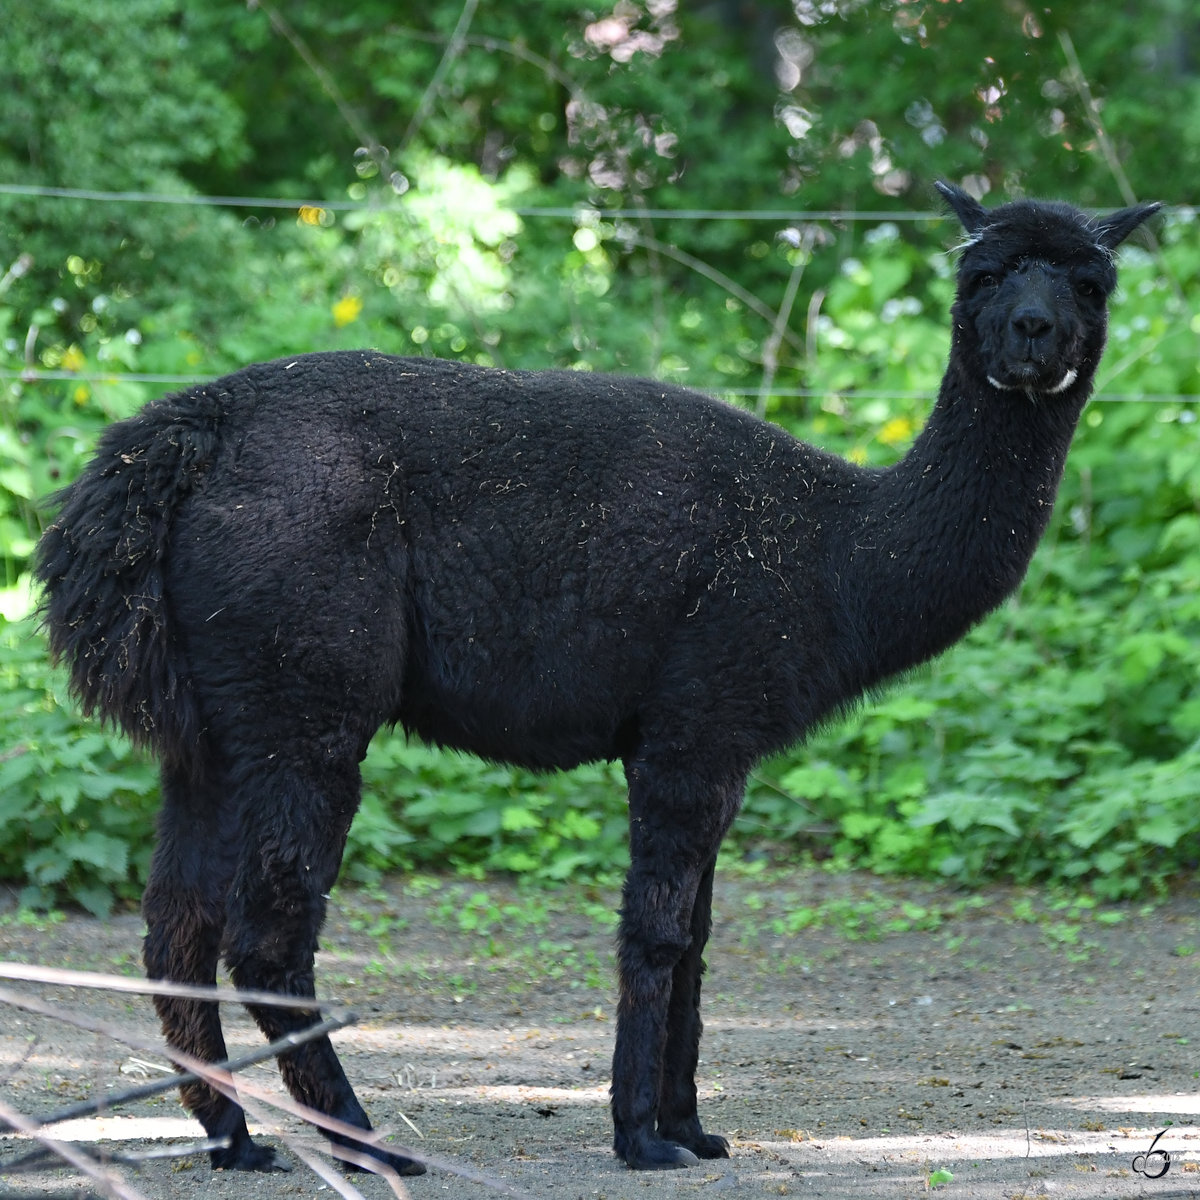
[501,805,543,833]
[1138,814,1184,848]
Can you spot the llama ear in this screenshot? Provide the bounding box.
[934,181,988,233]
[1094,201,1162,250]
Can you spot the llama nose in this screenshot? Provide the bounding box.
[1011,306,1053,340]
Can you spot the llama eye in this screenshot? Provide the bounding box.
[975,272,1001,290]
[1075,279,1099,298]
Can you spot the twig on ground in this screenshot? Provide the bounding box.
[3,1137,231,1174]
[0,962,337,1013]
[0,1013,354,1134]
[0,982,527,1197]
[0,1096,149,1200]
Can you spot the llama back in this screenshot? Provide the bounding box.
[35,390,223,758]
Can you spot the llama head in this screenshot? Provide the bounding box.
[935,181,1160,398]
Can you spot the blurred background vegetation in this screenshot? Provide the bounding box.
[1,0,1197,914]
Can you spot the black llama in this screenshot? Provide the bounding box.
[35,184,1158,1173]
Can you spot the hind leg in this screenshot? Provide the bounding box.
[142,763,283,1171]
[221,749,424,1177]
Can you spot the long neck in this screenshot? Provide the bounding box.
[838,360,1088,685]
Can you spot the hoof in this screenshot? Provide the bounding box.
[657,1122,731,1159]
[338,1142,427,1177]
[618,1136,701,1170]
[689,1132,731,1159]
[211,1138,291,1173]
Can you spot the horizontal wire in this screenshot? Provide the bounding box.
[1,183,1191,223]
[0,183,369,212]
[0,369,208,384]
[0,181,942,222]
[518,206,939,222]
[0,367,1193,404]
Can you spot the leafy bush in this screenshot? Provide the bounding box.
[0,619,157,914]
[741,215,1200,901]
[350,738,629,885]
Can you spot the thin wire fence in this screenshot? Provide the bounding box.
[1,181,1193,223]
[2,188,1193,409]
[0,5,1194,410]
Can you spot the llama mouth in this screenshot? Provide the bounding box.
[987,366,1078,396]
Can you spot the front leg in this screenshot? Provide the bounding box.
[611,870,701,1169]
[610,760,744,1169]
[655,859,729,1160]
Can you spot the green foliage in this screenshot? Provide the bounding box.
[0,1,1197,910]
[0,619,157,915]
[0,0,253,344]
[741,215,1200,902]
[350,739,628,884]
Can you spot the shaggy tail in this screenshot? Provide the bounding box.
[34,391,221,758]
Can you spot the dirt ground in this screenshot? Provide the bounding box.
[1,868,1199,1200]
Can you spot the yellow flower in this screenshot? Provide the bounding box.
[73,384,90,405]
[332,294,363,327]
[878,416,915,446]
[61,345,86,372]
[298,205,326,226]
